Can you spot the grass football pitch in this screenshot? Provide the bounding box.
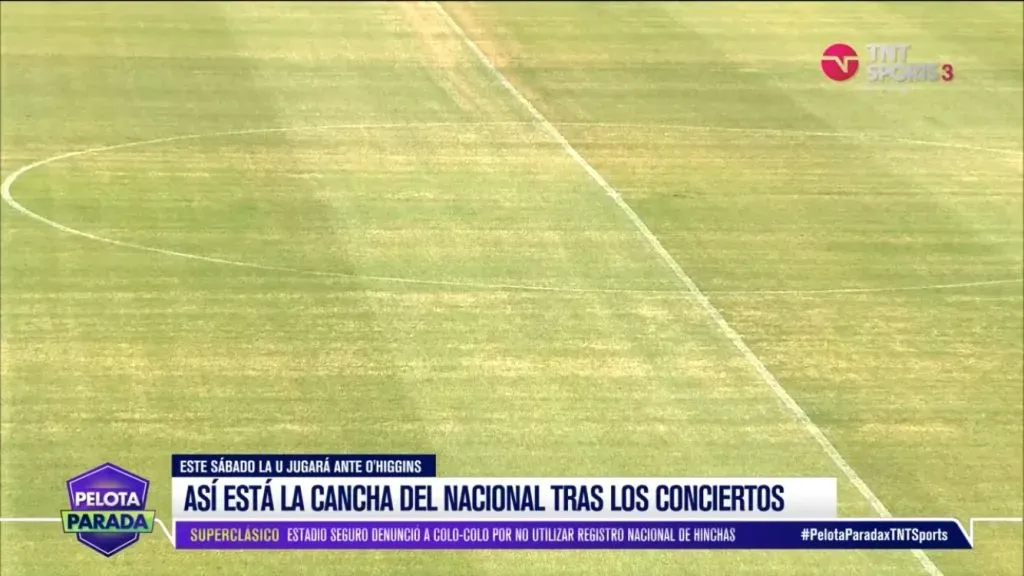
[1,2,1022,575]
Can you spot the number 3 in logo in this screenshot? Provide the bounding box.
[941,63,955,82]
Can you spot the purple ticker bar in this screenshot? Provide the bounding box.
[173,520,972,550]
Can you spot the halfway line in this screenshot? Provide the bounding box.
[432,3,945,575]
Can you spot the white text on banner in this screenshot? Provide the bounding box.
[172,477,837,521]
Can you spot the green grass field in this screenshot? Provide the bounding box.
[1,1,1022,574]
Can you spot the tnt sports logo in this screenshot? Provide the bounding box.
[821,43,860,81]
[61,463,157,557]
[821,43,954,84]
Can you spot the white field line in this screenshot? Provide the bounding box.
[4,123,1017,298]
[0,123,671,296]
[711,278,1023,296]
[431,2,952,574]
[2,120,1020,295]
[0,516,174,544]
[557,122,1024,157]
[968,516,1024,546]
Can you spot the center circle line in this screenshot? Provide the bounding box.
[2,121,1019,296]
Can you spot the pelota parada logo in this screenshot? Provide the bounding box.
[62,463,157,557]
[821,42,954,84]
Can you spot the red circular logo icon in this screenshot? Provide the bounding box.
[821,43,859,82]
